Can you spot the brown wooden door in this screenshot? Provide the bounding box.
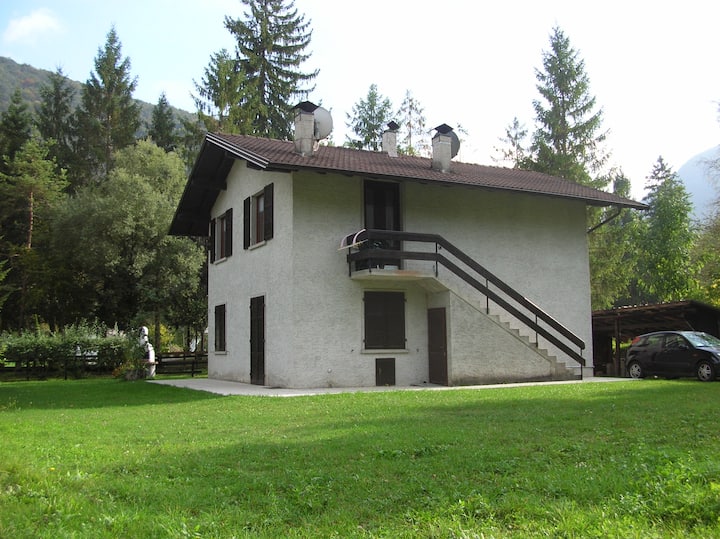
[250,296,265,385]
[428,308,448,385]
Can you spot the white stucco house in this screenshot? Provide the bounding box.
[169,103,644,388]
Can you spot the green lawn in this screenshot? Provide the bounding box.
[1,378,720,538]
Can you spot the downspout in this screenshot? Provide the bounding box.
[587,207,623,234]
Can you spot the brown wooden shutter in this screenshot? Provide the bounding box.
[225,208,233,256]
[263,183,273,240]
[243,196,251,249]
[209,218,216,262]
[364,291,405,349]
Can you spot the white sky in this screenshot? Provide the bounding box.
[1,0,719,200]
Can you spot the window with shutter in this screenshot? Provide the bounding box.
[244,183,274,248]
[211,209,233,261]
[364,291,406,349]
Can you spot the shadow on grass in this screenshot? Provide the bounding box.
[0,377,222,410]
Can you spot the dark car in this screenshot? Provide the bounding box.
[626,331,720,381]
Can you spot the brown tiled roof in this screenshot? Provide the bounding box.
[169,132,646,236]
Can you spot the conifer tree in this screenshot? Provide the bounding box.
[529,27,607,188]
[0,89,33,171]
[396,90,429,156]
[74,26,140,184]
[636,157,697,302]
[149,93,177,152]
[345,84,393,151]
[192,49,248,134]
[223,0,318,139]
[36,68,77,175]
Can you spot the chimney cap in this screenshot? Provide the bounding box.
[386,120,400,131]
[294,101,319,113]
[433,123,454,135]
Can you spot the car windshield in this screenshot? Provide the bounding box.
[684,332,720,348]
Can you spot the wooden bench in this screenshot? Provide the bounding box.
[155,352,208,377]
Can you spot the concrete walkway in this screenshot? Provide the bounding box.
[149,376,629,397]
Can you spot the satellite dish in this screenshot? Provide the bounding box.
[313,106,333,140]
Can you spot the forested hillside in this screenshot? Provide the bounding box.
[0,56,194,137]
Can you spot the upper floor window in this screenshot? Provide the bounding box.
[244,183,274,248]
[210,208,233,262]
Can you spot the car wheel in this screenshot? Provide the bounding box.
[628,361,644,379]
[696,361,715,382]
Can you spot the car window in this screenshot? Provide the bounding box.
[663,334,686,350]
[685,332,720,348]
[643,334,664,350]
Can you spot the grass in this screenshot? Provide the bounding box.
[1,378,720,538]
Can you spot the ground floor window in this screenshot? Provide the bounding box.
[214,304,226,351]
[364,291,405,349]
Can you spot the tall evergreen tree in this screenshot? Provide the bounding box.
[493,117,529,167]
[528,27,607,188]
[345,84,393,151]
[192,49,249,134]
[636,157,697,302]
[148,93,177,152]
[223,0,318,139]
[396,90,429,156]
[36,68,77,174]
[74,26,141,184]
[0,88,33,171]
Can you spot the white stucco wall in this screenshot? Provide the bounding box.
[207,161,594,387]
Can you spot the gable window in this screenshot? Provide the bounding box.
[364,291,406,349]
[214,304,226,352]
[209,208,233,262]
[244,183,274,248]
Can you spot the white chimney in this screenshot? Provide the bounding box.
[431,124,459,173]
[382,121,400,157]
[293,101,317,156]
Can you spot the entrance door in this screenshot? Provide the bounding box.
[250,296,265,385]
[428,308,448,385]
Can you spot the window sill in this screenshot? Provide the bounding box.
[361,348,408,355]
[249,240,266,251]
[214,350,228,355]
[213,256,228,265]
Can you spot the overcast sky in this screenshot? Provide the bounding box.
[1,0,719,200]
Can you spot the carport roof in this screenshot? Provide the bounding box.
[592,301,720,341]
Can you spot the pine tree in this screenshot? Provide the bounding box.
[74,26,141,184]
[192,49,249,134]
[149,93,177,152]
[493,117,529,168]
[223,0,318,139]
[529,27,607,188]
[396,90,429,156]
[0,89,33,170]
[345,84,393,151]
[36,68,77,174]
[636,157,697,302]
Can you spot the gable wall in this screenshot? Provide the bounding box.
[208,161,294,383]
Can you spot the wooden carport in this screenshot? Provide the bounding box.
[592,301,720,377]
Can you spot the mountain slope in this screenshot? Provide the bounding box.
[0,56,195,133]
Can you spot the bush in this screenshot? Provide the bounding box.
[0,323,142,377]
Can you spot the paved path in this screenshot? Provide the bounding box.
[149,376,629,397]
